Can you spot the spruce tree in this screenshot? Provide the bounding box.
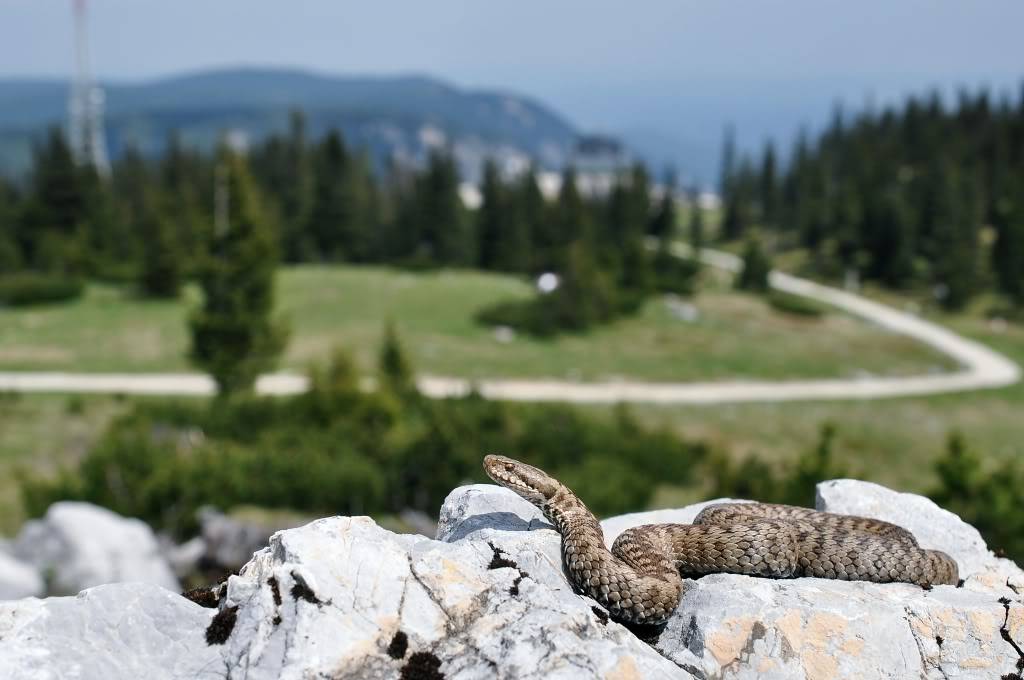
[648,172,677,239]
[931,163,980,310]
[553,168,592,256]
[0,179,21,271]
[418,151,472,266]
[378,320,415,396]
[736,234,772,293]
[759,142,778,227]
[993,181,1024,304]
[518,167,548,272]
[476,159,505,270]
[189,149,288,396]
[306,131,353,261]
[19,128,87,270]
[688,188,705,252]
[138,190,183,299]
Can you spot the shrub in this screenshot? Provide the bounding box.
[20,350,708,537]
[767,291,826,318]
[0,272,84,307]
[735,236,772,293]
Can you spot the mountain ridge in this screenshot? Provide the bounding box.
[0,67,581,179]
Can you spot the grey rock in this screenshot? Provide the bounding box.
[198,506,310,572]
[0,582,220,680]
[0,551,43,600]
[12,502,179,595]
[219,514,685,679]
[1,480,1021,679]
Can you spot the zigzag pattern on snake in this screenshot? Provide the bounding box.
[483,454,959,625]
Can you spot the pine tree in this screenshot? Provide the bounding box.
[378,320,415,396]
[0,179,21,271]
[476,159,505,270]
[553,168,592,258]
[160,133,208,271]
[688,188,705,252]
[517,167,548,272]
[647,171,677,239]
[418,151,472,266]
[759,142,778,227]
[993,181,1024,304]
[306,131,354,261]
[189,149,288,396]
[736,234,772,293]
[19,128,88,270]
[138,190,183,298]
[931,163,980,310]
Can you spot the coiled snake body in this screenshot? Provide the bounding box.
[483,455,959,625]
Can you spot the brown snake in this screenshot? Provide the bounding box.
[483,455,959,625]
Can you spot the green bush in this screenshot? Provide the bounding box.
[0,272,84,307]
[21,348,707,537]
[767,291,826,318]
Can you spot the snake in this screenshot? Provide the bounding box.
[483,454,959,626]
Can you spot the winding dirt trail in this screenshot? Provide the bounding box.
[0,247,1018,403]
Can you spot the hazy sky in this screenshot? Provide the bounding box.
[2,1,1022,177]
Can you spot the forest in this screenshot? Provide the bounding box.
[720,86,1024,311]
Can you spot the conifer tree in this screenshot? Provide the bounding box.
[418,151,472,266]
[647,171,677,239]
[138,190,183,298]
[993,182,1024,304]
[189,149,288,396]
[306,131,354,261]
[688,188,705,252]
[0,179,20,271]
[759,142,778,227]
[931,163,980,310]
[735,234,772,293]
[553,168,592,258]
[19,128,88,269]
[476,159,505,270]
[518,167,548,272]
[378,320,415,396]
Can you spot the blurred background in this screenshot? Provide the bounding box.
[0,1,1022,591]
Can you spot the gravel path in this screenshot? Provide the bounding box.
[0,247,1018,403]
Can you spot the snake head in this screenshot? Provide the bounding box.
[483,454,559,508]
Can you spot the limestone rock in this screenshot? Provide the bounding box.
[12,501,179,595]
[0,582,220,680]
[1,480,1021,679]
[219,513,684,679]
[0,550,44,600]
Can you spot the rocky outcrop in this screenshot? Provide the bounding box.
[0,582,221,678]
[1,481,1021,679]
[0,550,43,600]
[11,501,179,595]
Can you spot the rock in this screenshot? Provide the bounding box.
[639,480,1024,679]
[219,513,682,678]
[1,480,1021,679]
[198,506,310,573]
[0,582,220,679]
[0,551,44,600]
[12,501,179,595]
[164,536,208,581]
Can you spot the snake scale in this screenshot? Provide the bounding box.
[483,454,959,625]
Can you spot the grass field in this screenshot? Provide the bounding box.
[0,309,1019,535]
[624,306,1024,501]
[0,264,955,382]
[0,393,131,534]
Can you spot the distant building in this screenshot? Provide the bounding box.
[570,134,631,197]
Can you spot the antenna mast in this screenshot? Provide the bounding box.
[68,0,110,177]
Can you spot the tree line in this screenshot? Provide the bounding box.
[0,114,685,293]
[719,84,1024,311]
